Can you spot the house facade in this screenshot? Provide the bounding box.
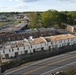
[0,34,76,59]
[45,34,76,49]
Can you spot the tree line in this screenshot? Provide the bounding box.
[1,10,76,28]
[28,10,76,28]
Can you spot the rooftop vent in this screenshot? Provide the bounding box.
[24,38,28,42]
[67,34,71,36]
[29,36,34,41]
[11,41,16,44]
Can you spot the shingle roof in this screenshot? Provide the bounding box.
[29,37,46,45]
[2,37,46,48]
[3,40,30,49]
[45,34,76,41]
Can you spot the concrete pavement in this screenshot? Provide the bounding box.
[5,51,76,75]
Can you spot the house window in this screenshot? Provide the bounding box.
[9,49,11,52]
[41,47,44,51]
[54,41,56,44]
[16,45,18,47]
[12,48,14,52]
[25,50,28,54]
[49,46,51,49]
[3,50,5,53]
[15,52,18,57]
[17,47,19,50]
[5,54,9,58]
[33,49,36,53]
[45,43,46,46]
[28,46,30,49]
[8,38,10,40]
[24,47,25,49]
[59,41,61,43]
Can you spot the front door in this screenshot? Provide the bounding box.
[15,52,18,57]
[5,54,9,58]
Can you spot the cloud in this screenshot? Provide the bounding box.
[9,0,19,1]
[9,0,40,2]
[0,6,6,8]
[60,0,76,2]
[14,4,28,9]
[0,3,28,10]
[22,0,40,2]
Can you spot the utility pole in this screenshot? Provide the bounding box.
[0,52,2,73]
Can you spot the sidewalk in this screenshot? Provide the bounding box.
[2,59,13,63]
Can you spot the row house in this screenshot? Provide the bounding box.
[0,36,47,58]
[0,40,30,58]
[28,37,47,53]
[0,28,57,44]
[45,34,76,49]
[0,34,76,58]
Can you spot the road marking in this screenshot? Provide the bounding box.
[41,61,76,75]
[23,55,76,75]
[5,53,70,74]
[5,51,76,75]
[5,62,32,75]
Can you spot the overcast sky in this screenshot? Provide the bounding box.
[0,0,76,12]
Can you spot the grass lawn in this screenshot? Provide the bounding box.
[0,22,6,26]
[0,21,21,27]
[62,64,76,75]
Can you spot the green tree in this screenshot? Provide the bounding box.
[58,12,68,28]
[41,10,60,28]
[59,12,67,23]
[67,11,76,25]
[68,11,76,18]
[29,12,41,28]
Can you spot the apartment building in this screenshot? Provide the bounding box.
[45,34,76,49]
[0,36,47,58]
[28,37,47,53]
[0,28,57,44]
[0,34,76,59]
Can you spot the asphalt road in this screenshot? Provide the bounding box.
[5,51,76,75]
